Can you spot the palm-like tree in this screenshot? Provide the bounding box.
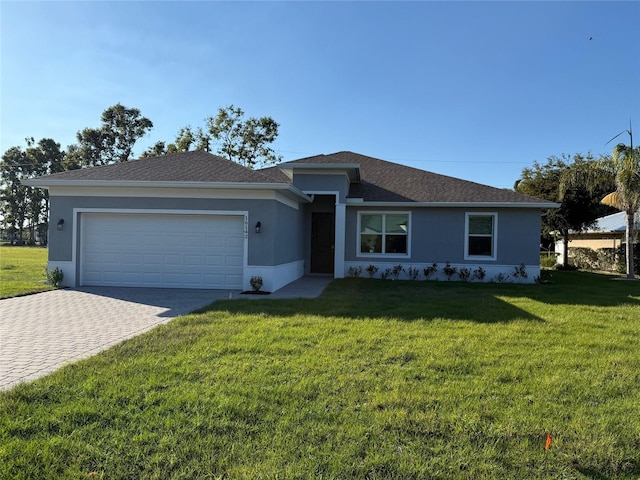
[561,132,639,279]
[602,142,640,279]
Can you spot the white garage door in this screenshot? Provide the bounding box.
[81,213,245,289]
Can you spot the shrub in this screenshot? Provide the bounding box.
[512,263,528,282]
[493,272,509,283]
[540,254,557,268]
[570,247,600,270]
[365,264,378,278]
[406,266,420,281]
[250,275,263,291]
[380,268,392,280]
[46,267,64,288]
[423,263,438,280]
[443,262,457,281]
[472,266,486,282]
[348,266,363,278]
[457,267,471,282]
[391,264,403,280]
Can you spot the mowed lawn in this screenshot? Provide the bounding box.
[0,246,52,298]
[1,272,639,479]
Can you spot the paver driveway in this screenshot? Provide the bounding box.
[0,287,234,391]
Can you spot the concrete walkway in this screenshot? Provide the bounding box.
[0,276,332,391]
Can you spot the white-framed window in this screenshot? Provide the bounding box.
[465,212,497,260]
[358,212,410,257]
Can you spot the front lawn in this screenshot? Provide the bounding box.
[0,246,52,298]
[1,271,639,479]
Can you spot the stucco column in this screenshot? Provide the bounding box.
[334,202,346,278]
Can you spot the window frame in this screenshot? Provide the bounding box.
[464,212,498,261]
[357,211,411,258]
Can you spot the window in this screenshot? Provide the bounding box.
[359,213,409,256]
[465,213,497,260]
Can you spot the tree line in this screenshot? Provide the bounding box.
[0,104,281,245]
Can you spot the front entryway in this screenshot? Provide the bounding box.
[311,212,335,274]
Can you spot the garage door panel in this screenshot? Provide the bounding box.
[226,255,244,267]
[205,236,224,248]
[81,213,245,289]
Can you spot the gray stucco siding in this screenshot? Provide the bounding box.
[344,207,542,265]
[269,200,305,264]
[48,195,303,267]
[292,174,350,203]
[493,208,541,265]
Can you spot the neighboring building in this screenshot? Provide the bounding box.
[554,210,640,264]
[25,151,557,290]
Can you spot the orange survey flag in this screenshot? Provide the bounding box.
[545,433,553,450]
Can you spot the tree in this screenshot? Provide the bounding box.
[142,126,212,158]
[73,103,153,166]
[143,106,280,168]
[206,105,281,168]
[24,138,65,245]
[561,130,640,279]
[0,138,64,245]
[141,141,168,158]
[0,146,29,244]
[515,154,615,267]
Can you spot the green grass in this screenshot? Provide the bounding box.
[0,245,52,298]
[1,271,639,479]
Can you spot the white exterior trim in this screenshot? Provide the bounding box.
[245,260,304,292]
[48,186,304,209]
[334,203,346,278]
[346,199,559,209]
[464,212,498,261]
[73,208,249,288]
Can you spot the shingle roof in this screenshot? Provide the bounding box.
[29,149,554,206]
[272,151,550,204]
[33,151,281,184]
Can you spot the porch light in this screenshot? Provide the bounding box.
[57,219,64,231]
[255,221,261,234]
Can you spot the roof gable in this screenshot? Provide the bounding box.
[274,151,552,205]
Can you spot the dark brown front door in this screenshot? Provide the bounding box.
[311,212,335,274]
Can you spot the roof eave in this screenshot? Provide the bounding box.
[24,179,313,203]
[346,199,560,209]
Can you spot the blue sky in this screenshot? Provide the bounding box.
[1,1,639,189]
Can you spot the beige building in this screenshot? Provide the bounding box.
[555,211,640,263]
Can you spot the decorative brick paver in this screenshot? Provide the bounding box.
[0,277,330,391]
[0,287,230,391]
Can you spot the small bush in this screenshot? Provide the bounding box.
[493,272,509,283]
[406,266,420,281]
[443,262,457,281]
[423,263,438,280]
[380,268,392,280]
[348,266,363,278]
[512,263,528,282]
[46,267,64,288]
[472,266,486,282]
[457,267,471,282]
[365,264,378,278]
[540,254,557,268]
[391,264,403,280]
[250,275,263,291]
